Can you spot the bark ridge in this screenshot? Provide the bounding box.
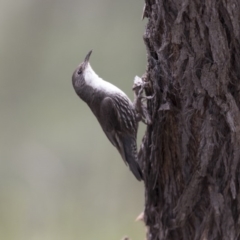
[141,0,240,239]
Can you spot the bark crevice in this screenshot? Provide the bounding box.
[141,0,240,239]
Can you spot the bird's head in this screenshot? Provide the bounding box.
[72,50,93,89]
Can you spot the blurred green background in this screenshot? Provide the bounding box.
[0,0,147,239]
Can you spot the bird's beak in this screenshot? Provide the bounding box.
[84,50,92,62]
[82,50,92,69]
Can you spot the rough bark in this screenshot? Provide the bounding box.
[140,0,240,239]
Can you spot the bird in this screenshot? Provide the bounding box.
[72,50,143,181]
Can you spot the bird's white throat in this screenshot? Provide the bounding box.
[84,64,128,98]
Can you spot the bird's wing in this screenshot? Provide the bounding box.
[99,97,143,181]
[99,97,119,133]
[99,97,126,161]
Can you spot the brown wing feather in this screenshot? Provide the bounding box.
[99,96,143,181]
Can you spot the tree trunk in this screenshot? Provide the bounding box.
[141,0,240,239]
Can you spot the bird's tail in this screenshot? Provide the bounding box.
[121,135,144,181]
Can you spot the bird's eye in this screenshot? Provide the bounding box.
[78,69,82,75]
